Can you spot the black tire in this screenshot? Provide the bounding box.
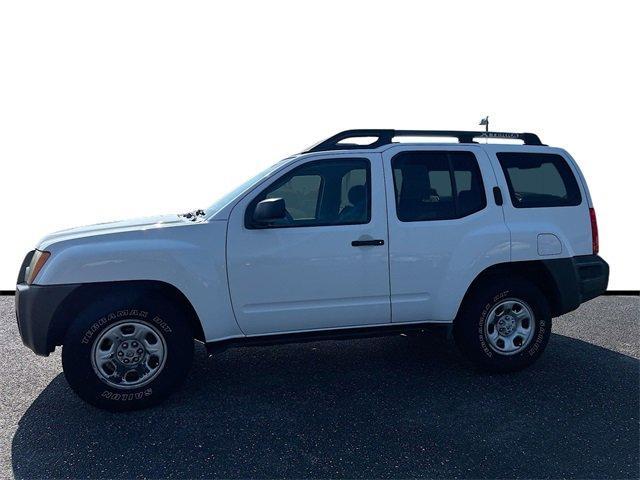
[453,277,552,372]
[62,294,194,411]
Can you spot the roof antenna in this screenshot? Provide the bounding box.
[479,116,489,143]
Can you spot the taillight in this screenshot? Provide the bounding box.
[589,208,599,255]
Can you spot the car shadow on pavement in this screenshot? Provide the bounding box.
[11,333,640,479]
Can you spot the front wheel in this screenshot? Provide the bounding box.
[453,278,552,372]
[62,296,194,411]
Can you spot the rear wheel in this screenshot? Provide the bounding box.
[454,278,552,372]
[62,296,194,411]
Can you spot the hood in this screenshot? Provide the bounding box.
[37,214,186,250]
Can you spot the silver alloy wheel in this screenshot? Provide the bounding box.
[91,320,167,389]
[484,298,535,355]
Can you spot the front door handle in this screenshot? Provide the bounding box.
[351,239,384,247]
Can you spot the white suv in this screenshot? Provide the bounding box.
[15,129,609,411]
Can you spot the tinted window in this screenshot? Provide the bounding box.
[267,175,321,221]
[392,151,486,222]
[339,167,367,213]
[497,153,582,208]
[452,154,487,217]
[248,159,370,228]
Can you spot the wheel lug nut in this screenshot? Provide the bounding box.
[133,357,139,362]
[118,351,123,356]
[123,359,130,364]
[137,348,143,354]
[132,341,138,348]
[122,342,128,348]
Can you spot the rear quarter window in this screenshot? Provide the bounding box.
[497,152,582,208]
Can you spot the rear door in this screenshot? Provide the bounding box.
[226,153,391,335]
[382,145,510,323]
[486,146,592,260]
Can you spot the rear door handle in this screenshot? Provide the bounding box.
[351,239,384,247]
[493,186,503,206]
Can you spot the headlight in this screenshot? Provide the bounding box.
[25,250,50,285]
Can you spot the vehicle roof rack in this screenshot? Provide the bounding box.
[304,129,544,152]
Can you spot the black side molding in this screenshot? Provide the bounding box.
[206,322,449,356]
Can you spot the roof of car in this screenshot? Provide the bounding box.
[303,129,545,154]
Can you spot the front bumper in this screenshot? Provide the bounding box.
[15,283,78,356]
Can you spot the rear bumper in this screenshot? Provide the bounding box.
[15,283,78,356]
[574,255,610,303]
[543,254,609,316]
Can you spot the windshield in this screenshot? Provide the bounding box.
[205,156,297,217]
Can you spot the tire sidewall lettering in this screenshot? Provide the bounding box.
[151,315,172,334]
[477,289,547,360]
[80,309,172,345]
[101,388,153,401]
[79,309,172,403]
[528,317,547,356]
[63,297,194,411]
[477,289,510,358]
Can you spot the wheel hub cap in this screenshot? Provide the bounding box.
[497,315,516,336]
[484,298,535,355]
[91,320,167,389]
[116,339,145,365]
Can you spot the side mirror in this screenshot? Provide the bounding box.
[253,198,286,224]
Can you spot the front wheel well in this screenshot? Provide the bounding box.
[456,261,563,320]
[48,280,205,350]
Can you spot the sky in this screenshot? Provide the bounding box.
[1,0,638,289]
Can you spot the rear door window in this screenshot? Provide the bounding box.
[497,152,582,208]
[392,151,486,221]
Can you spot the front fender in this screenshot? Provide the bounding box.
[35,221,242,341]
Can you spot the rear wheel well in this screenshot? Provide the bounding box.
[48,280,205,350]
[457,261,562,320]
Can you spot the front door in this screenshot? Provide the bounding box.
[226,154,391,335]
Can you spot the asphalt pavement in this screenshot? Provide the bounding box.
[0,295,638,479]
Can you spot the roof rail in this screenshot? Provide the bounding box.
[304,129,544,152]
